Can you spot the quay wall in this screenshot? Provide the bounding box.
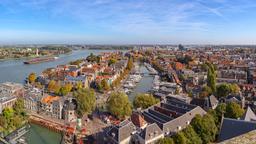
[28,116,64,133]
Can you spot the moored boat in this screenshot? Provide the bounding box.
[24,57,58,64]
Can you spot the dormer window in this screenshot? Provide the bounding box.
[154,131,158,135]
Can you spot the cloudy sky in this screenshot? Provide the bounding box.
[0,0,256,44]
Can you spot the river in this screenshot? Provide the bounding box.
[0,49,120,83]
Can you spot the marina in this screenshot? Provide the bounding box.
[123,63,143,94]
[126,63,156,101]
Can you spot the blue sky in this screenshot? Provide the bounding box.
[0,0,256,44]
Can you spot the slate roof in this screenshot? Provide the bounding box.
[107,120,136,143]
[190,98,205,108]
[209,95,218,108]
[142,96,206,134]
[226,94,243,101]
[218,130,256,144]
[218,118,256,142]
[139,123,163,141]
[241,106,256,122]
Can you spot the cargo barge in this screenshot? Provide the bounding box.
[24,57,58,64]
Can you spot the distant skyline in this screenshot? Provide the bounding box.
[0,0,256,44]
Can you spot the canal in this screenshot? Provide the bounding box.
[128,63,154,101]
[25,124,61,144]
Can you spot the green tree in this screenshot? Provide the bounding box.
[225,102,244,119]
[65,83,73,92]
[13,98,25,116]
[101,79,110,91]
[108,58,117,66]
[229,84,240,94]
[206,63,216,93]
[73,88,96,117]
[126,57,133,70]
[13,115,23,128]
[48,80,56,92]
[133,93,159,109]
[2,108,14,121]
[76,81,83,90]
[173,132,187,144]
[28,72,36,84]
[202,86,212,95]
[191,114,218,144]
[157,137,175,144]
[216,83,231,98]
[86,53,100,63]
[53,82,61,95]
[59,83,73,96]
[107,92,132,119]
[209,103,226,129]
[183,125,202,144]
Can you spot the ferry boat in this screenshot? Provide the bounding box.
[24,57,58,64]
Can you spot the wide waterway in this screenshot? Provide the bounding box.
[0,49,121,83]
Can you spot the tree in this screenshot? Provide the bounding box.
[191,114,218,144]
[202,86,212,95]
[126,57,133,70]
[101,79,110,91]
[108,58,117,66]
[216,83,231,98]
[206,63,216,93]
[2,108,14,121]
[177,55,192,64]
[28,72,36,84]
[13,98,25,116]
[96,82,103,92]
[182,125,202,144]
[53,82,61,95]
[65,83,73,92]
[13,115,23,128]
[209,103,226,129]
[157,137,175,144]
[73,88,96,117]
[225,102,244,119]
[48,80,56,92]
[59,83,73,96]
[107,92,132,119]
[173,132,187,144]
[229,84,240,94]
[59,87,68,96]
[76,81,83,90]
[133,93,159,109]
[86,53,100,63]
[199,91,209,98]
